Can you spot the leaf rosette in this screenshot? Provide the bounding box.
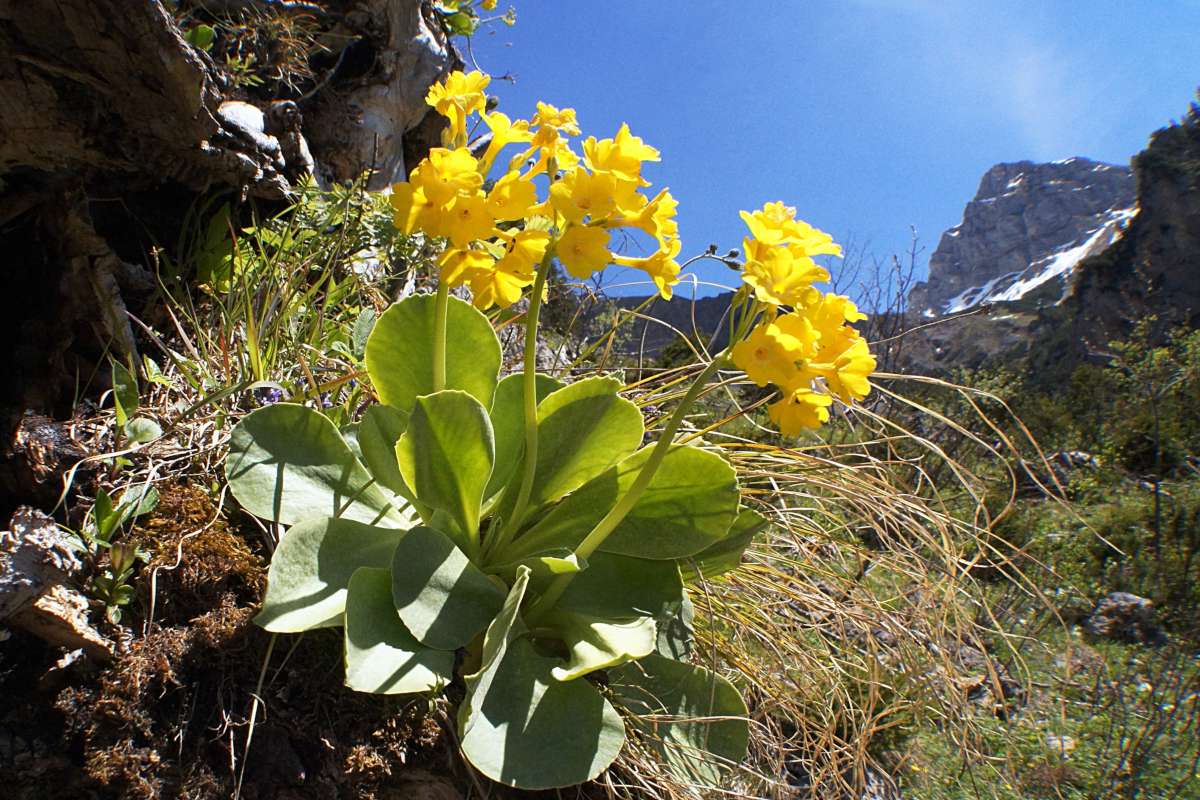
[226,292,758,788]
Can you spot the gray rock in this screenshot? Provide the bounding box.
[1085,592,1166,645]
[909,157,1135,315]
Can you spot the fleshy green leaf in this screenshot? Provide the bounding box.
[486,549,586,581]
[610,654,749,787]
[226,403,409,527]
[344,567,455,694]
[682,508,769,582]
[396,391,493,540]
[358,404,426,514]
[657,592,694,660]
[459,567,626,789]
[545,611,657,681]
[555,552,684,624]
[544,552,688,676]
[364,294,500,412]
[255,517,403,632]
[390,526,506,650]
[124,417,162,444]
[486,373,563,500]
[503,444,739,561]
[498,376,642,528]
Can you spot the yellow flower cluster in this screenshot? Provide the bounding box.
[389,70,682,309]
[731,203,876,434]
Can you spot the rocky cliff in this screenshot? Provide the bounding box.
[904,100,1200,378]
[908,158,1135,316]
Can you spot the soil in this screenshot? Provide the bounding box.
[0,482,470,800]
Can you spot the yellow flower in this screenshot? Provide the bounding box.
[556,225,611,278]
[468,234,546,309]
[486,171,538,221]
[614,237,682,300]
[443,193,497,248]
[773,311,822,360]
[479,112,532,174]
[468,265,530,310]
[583,123,660,185]
[481,0,497,9]
[439,246,495,288]
[609,187,678,244]
[768,386,833,435]
[731,321,805,388]
[521,136,581,178]
[390,183,437,236]
[531,102,580,147]
[426,70,490,145]
[813,334,875,402]
[549,167,618,224]
[807,292,864,352]
[410,147,483,207]
[741,238,830,308]
[497,229,551,272]
[741,202,842,256]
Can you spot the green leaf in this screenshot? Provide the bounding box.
[396,391,493,540]
[92,488,116,543]
[610,654,749,788]
[500,376,642,526]
[120,485,160,519]
[544,611,657,681]
[459,567,625,789]
[184,23,215,51]
[226,403,409,528]
[682,508,768,582]
[111,359,138,428]
[555,552,684,624]
[486,549,586,581]
[485,373,563,500]
[364,294,501,412]
[124,417,162,444]
[444,10,478,35]
[657,592,694,660]
[351,308,377,360]
[358,404,416,502]
[255,516,403,632]
[503,444,739,561]
[390,526,506,651]
[344,567,455,694]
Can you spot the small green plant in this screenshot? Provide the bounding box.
[111,358,163,446]
[225,70,874,790]
[79,484,159,623]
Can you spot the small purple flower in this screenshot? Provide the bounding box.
[253,387,286,406]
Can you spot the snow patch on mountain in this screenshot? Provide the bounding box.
[943,206,1136,313]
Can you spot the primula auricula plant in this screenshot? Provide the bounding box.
[224,70,876,790]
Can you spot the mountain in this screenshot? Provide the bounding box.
[908,158,1135,316]
[905,101,1200,378]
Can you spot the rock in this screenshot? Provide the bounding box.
[305,0,455,189]
[1085,592,1166,645]
[382,769,463,800]
[0,507,112,660]
[908,158,1135,316]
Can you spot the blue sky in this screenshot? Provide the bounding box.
[469,1,1200,302]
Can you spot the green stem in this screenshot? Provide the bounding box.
[487,247,556,558]
[526,350,730,624]
[432,281,450,392]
